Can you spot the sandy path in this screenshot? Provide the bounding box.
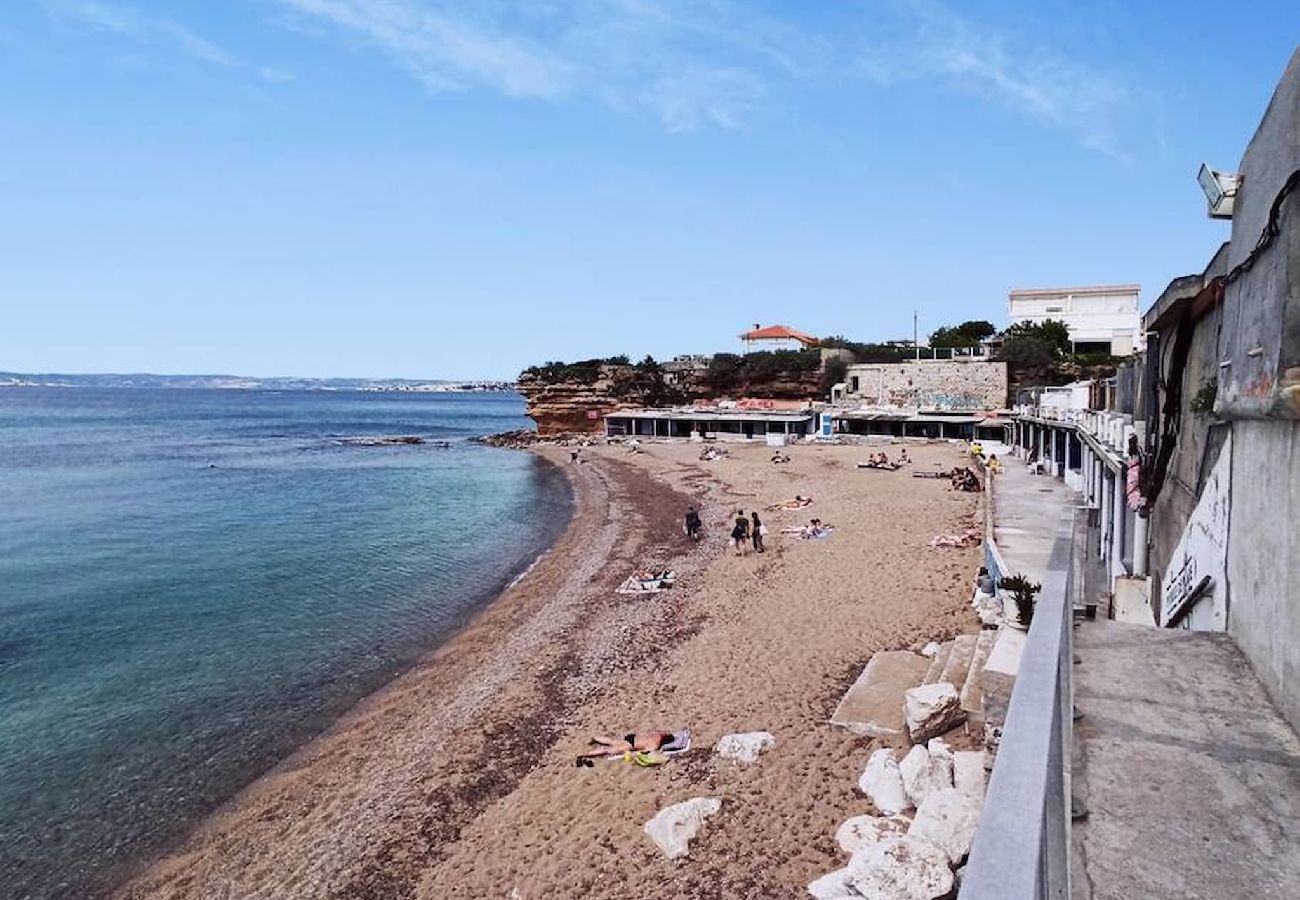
[119,441,982,900]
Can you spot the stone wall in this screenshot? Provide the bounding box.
[844,360,1008,410]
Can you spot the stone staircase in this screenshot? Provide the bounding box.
[831,629,1000,739]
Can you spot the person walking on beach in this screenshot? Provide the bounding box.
[731,510,750,556]
[685,505,702,541]
[751,511,766,553]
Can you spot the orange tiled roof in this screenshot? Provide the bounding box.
[739,324,819,345]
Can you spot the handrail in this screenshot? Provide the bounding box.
[960,506,1076,900]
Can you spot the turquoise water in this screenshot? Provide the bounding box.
[0,389,571,900]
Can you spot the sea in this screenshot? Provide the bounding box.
[0,388,572,900]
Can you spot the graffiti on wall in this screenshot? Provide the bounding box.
[1159,433,1231,630]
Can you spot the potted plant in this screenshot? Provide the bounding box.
[999,574,1042,630]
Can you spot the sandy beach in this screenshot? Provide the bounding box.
[118,440,983,900]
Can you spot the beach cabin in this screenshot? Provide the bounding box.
[604,407,818,440]
[833,408,993,440]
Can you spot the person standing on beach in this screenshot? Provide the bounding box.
[685,506,702,541]
[751,511,766,553]
[731,511,750,556]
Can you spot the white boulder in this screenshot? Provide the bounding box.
[904,682,966,743]
[807,866,857,899]
[845,836,955,900]
[953,750,987,798]
[899,744,952,808]
[643,797,722,860]
[714,731,775,764]
[835,814,911,856]
[858,748,909,814]
[908,787,982,865]
[921,641,941,658]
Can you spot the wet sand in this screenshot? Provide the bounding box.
[118,440,983,900]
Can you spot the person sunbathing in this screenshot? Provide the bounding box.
[576,730,679,766]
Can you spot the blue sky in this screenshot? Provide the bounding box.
[1,1,1296,380]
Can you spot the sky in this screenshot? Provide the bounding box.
[1,2,1296,380]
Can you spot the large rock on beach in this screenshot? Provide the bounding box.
[899,744,953,808]
[953,750,987,798]
[846,836,956,900]
[858,749,909,814]
[908,787,982,865]
[714,731,776,764]
[836,814,911,856]
[643,797,722,860]
[904,682,966,743]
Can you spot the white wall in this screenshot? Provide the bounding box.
[1008,287,1142,352]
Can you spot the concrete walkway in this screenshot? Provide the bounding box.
[991,455,1076,577]
[1072,621,1300,900]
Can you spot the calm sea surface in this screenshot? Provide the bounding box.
[0,388,571,900]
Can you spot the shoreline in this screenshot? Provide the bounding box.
[117,446,703,900]
[118,440,983,899]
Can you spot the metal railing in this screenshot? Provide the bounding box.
[960,506,1077,900]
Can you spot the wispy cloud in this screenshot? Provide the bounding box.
[270,0,811,131]
[45,0,285,81]
[858,0,1136,158]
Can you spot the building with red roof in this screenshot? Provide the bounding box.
[738,323,819,351]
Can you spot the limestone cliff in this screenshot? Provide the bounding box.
[516,366,634,435]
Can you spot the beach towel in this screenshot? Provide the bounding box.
[615,570,676,595]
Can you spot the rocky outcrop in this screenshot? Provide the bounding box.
[516,366,636,435]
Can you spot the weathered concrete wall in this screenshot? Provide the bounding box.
[844,359,1007,409]
[1216,48,1300,730]
[1217,49,1300,419]
[1226,420,1300,728]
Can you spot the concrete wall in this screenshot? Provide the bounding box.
[1226,420,1300,727]
[844,359,1007,409]
[1217,49,1300,420]
[1217,49,1300,729]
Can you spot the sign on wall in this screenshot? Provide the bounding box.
[1160,433,1231,630]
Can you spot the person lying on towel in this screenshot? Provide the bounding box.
[575,730,689,767]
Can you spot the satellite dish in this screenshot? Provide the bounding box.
[1197,164,1240,219]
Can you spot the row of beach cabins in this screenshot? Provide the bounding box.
[603,404,1011,444]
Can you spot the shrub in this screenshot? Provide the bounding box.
[999,573,1042,627]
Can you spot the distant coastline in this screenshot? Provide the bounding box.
[0,372,516,392]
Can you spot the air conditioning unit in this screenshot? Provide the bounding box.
[1197,164,1240,219]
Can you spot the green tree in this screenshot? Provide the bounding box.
[1005,319,1070,355]
[705,353,742,392]
[929,320,997,348]
[820,356,849,394]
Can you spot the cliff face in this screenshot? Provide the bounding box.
[517,360,826,435]
[517,366,635,435]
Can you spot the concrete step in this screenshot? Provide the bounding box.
[960,629,999,718]
[922,641,954,684]
[938,633,978,688]
[829,650,931,738]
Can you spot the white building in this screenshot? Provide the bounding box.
[1007,284,1142,356]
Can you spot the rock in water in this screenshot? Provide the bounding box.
[909,787,982,865]
[858,748,909,814]
[846,836,955,900]
[904,682,967,743]
[643,797,722,860]
[899,744,953,808]
[714,731,776,764]
[836,814,911,856]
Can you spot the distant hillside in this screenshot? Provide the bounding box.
[0,372,515,392]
